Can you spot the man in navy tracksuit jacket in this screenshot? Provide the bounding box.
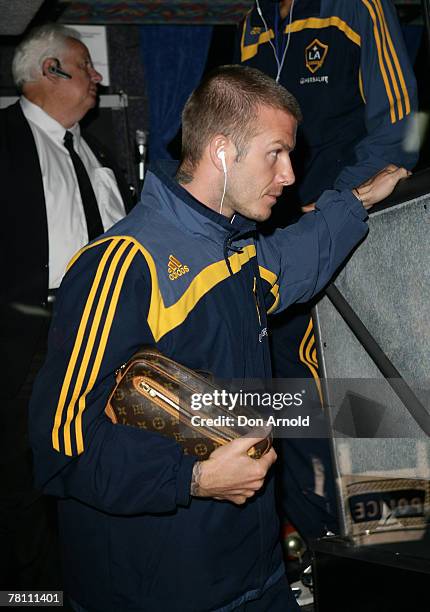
[237,0,418,539]
[238,0,417,205]
[29,66,407,611]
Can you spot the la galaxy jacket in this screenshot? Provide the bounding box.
[238,0,418,204]
[29,162,369,611]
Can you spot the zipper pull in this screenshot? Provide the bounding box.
[253,277,261,325]
[140,381,157,398]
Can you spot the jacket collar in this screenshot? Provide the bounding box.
[144,160,256,242]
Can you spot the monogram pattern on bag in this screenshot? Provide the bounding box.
[105,347,272,460]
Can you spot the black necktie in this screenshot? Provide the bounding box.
[63,131,104,240]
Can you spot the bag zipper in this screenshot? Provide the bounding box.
[137,379,232,445]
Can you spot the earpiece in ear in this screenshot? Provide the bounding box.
[46,59,72,80]
[217,148,227,215]
[217,149,227,174]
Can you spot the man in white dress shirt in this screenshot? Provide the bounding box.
[0,23,132,591]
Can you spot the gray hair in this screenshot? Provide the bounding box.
[12,23,81,90]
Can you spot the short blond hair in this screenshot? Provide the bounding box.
[180,65,302,169]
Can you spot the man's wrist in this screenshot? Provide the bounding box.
[352,187,372,210]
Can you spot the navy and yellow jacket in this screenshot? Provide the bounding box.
[29,162,368,611]
[238,0,418,205]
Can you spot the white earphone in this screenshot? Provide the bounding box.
[218,149,227,174]
[217,149,227,215]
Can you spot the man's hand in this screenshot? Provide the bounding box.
[190,435,277,505]
[353,164,411,210]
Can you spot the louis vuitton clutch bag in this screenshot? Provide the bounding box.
[105,346,272,460]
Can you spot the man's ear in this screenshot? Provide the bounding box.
[42,57,59,82]
[209,135,229,172]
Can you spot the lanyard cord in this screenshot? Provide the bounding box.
[255,0,295,83]
[274,7,285,62]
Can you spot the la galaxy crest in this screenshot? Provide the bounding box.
[305,38,328,73]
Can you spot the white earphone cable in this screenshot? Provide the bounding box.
[255,0,295,83]
[219,165,227,215]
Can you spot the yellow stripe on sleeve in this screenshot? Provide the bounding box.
[299,317,322,404]
[52,238,121,452]
[374,0,411,116]
[305,330,318,368]
[371,0,404,120]
[362,0,396,123]
[61,239,131,455]
[74,244,139,454]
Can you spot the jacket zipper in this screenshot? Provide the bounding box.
[253,276,261,325]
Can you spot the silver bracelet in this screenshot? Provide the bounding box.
[352,187,363,204]
[190,461,202,496]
